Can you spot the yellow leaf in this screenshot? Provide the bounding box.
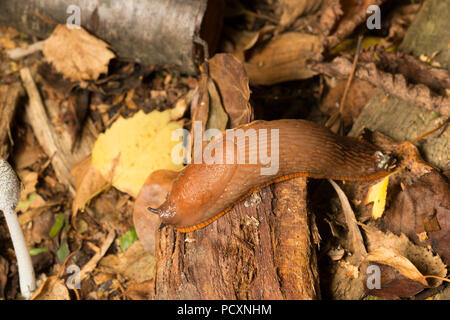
[365,175,389,219]
[91,110,184,197]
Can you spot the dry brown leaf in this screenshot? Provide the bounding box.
[245,32,321,85]
[210,54,253,128]
[99,240,155,283]
[318,0,343,36]
[206,78,228,132]
[326,0,385,49]
[17,169,38,202]
[79,230,115,282]
[382,171,450,265]
[365,248,429,287]
[320,79,376,126]
[12,129,45,170]
[380,4,421,48]
[133,169,179,254]
[278,0,323,27]
[314,56,450,116]
[43,24,115,83]
[30,276,70,300]
[362,224,447,288]
[71,156,109,217]
[221,27,260,62]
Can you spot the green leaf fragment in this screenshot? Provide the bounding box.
[49,213,65,238]
[29,247,48,256]
[120,228,138,252]
[56,241,69,263]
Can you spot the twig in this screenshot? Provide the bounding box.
[339,35,363,114]
[19,67,76,196]
[408,118,449,144]
[78,230,115,281]
[7,41,45,60]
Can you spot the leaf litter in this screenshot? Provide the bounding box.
[0,1,448,300]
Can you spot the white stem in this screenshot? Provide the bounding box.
[3,207,36,299]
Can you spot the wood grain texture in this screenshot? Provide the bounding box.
[153,177,319,299]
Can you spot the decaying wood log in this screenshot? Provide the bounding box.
[0,83,22,159]
[153,177,320,299]
[0,0,224,74]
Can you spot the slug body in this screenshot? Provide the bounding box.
[156,119,390,232]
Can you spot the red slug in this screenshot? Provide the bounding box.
[149,119,392,232]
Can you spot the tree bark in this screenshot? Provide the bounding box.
[0,0,224,75]
[153,177,320,299]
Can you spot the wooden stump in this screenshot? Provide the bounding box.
[153,177,320,299]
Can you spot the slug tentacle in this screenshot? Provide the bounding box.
[147,207,159,214]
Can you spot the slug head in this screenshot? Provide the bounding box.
[153,162,236,230]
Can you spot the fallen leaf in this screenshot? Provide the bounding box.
[277,0,322,27]
[79,230,116,282]
[221,27,260,62]
[365,248,428,287]
[206,78,228,132]
[120,228,138,252]
[209,54,253,128]
[362,224,447,289]
[133,169,179,254]
[364,262,426,299]
[71,155,109,217]
[245,32,321,85]
[43,24,115,83]
[382,171,450,264]
[99,240,155,283]
[17,169,38,202]
[365,175,390,219]
[91,109,184,197]
[31,275,70,300]
[320,78,376,126]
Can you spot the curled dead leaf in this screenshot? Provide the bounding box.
[245,32,321,85]
[209,54,253,128]
[365,248,429,287]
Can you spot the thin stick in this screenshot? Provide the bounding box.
[423,275,450,283]
[408,118,449,144]
[193,35,210,76]
[339,35,363,114]
[56,251,77,279]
